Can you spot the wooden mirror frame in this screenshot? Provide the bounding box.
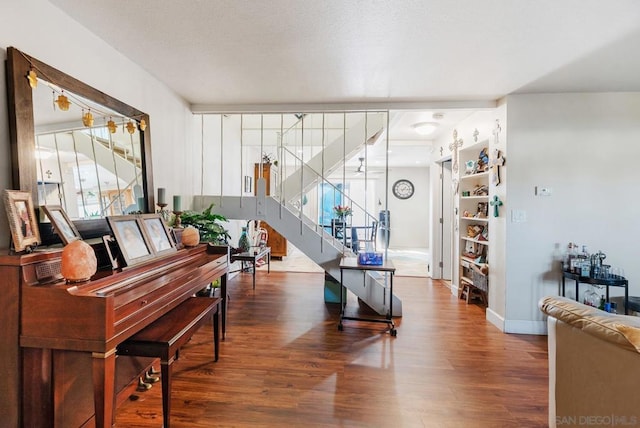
[6,46,155,242]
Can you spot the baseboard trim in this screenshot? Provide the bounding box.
[485,308,547,335]
[449,282,459,295]
[504,319,547,335]
[486,307,505,331]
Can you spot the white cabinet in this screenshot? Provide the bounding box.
[458,144,489,304]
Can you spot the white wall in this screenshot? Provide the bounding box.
[376,166,430,249]
[504,92,640,333]
[0,0,193,246]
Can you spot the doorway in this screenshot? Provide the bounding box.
[440,160,453,281]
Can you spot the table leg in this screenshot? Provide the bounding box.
[252,259,256,290]
[625,282,629,315]
[389,273,397,336]
[267,252,271,273]
[221,273,227,340]
[561,276,566,296]
[338,269,344,331]
[575,280,579,302]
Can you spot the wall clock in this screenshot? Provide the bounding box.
[392,179,415,200]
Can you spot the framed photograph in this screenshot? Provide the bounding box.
[139,213,177,256]
[41,205,81,245]
[3,190,41,252]
[106,215,155,267]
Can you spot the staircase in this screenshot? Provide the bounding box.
[278,112,386,201]
[194,191,402,317]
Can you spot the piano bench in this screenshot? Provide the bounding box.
[117,296,222,428]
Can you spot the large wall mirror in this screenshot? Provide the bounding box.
[6,47,154,242]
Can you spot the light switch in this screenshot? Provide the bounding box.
[511,210,527,223]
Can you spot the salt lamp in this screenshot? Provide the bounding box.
[61,240,97,282]
[181,226,200,247]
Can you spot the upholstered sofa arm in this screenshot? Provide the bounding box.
[539,296,640,354]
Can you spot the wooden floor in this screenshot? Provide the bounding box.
[116,272,549,427]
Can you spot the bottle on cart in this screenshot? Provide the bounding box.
[579,246,590,277]
[564,242,577,272]
[598,295,606,311]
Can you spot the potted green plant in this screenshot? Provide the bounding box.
[179,203,231,244]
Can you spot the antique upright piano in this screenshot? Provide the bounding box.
[0,243,228,427]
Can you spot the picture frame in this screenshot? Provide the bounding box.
[3,190,41,252]
[139,213,177,256]
[244,175,252,193]
[41,205,81,245]
[106,215,155,267]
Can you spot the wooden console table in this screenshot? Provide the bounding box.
[231,246,271,289]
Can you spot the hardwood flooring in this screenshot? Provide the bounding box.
[116,272,549,427]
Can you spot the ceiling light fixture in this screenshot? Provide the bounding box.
[413,122,439,136]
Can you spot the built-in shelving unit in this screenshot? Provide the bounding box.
[458,142,490,304]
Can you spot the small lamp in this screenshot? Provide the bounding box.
[61,240,97,282]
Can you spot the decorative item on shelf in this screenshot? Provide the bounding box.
[333,205,352,220]
[477,147,489,172]
[156,187,169,220]
[465,160,477,175]
[61,240,97,282]
[261,152,278,167]
[41,205,81,245]
[493,119,502,145]
[490,195,503,217]
[3,189,41,253]
[180,226,200,247]
[139,118,147,131]
[238,227,251,253]
[179,203,231,244]
[449,129,464,173]
[467,224,483,239]
[173,195,183,228]
[472,184,488,196]
[490,149,506,186]
[477,202,488,218]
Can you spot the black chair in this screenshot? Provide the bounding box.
[331,219,352,248]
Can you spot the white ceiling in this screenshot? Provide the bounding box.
[46,0,640,168]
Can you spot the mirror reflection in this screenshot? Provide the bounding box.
[32,80,144,219]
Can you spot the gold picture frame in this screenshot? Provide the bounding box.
[3,190,41,252]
